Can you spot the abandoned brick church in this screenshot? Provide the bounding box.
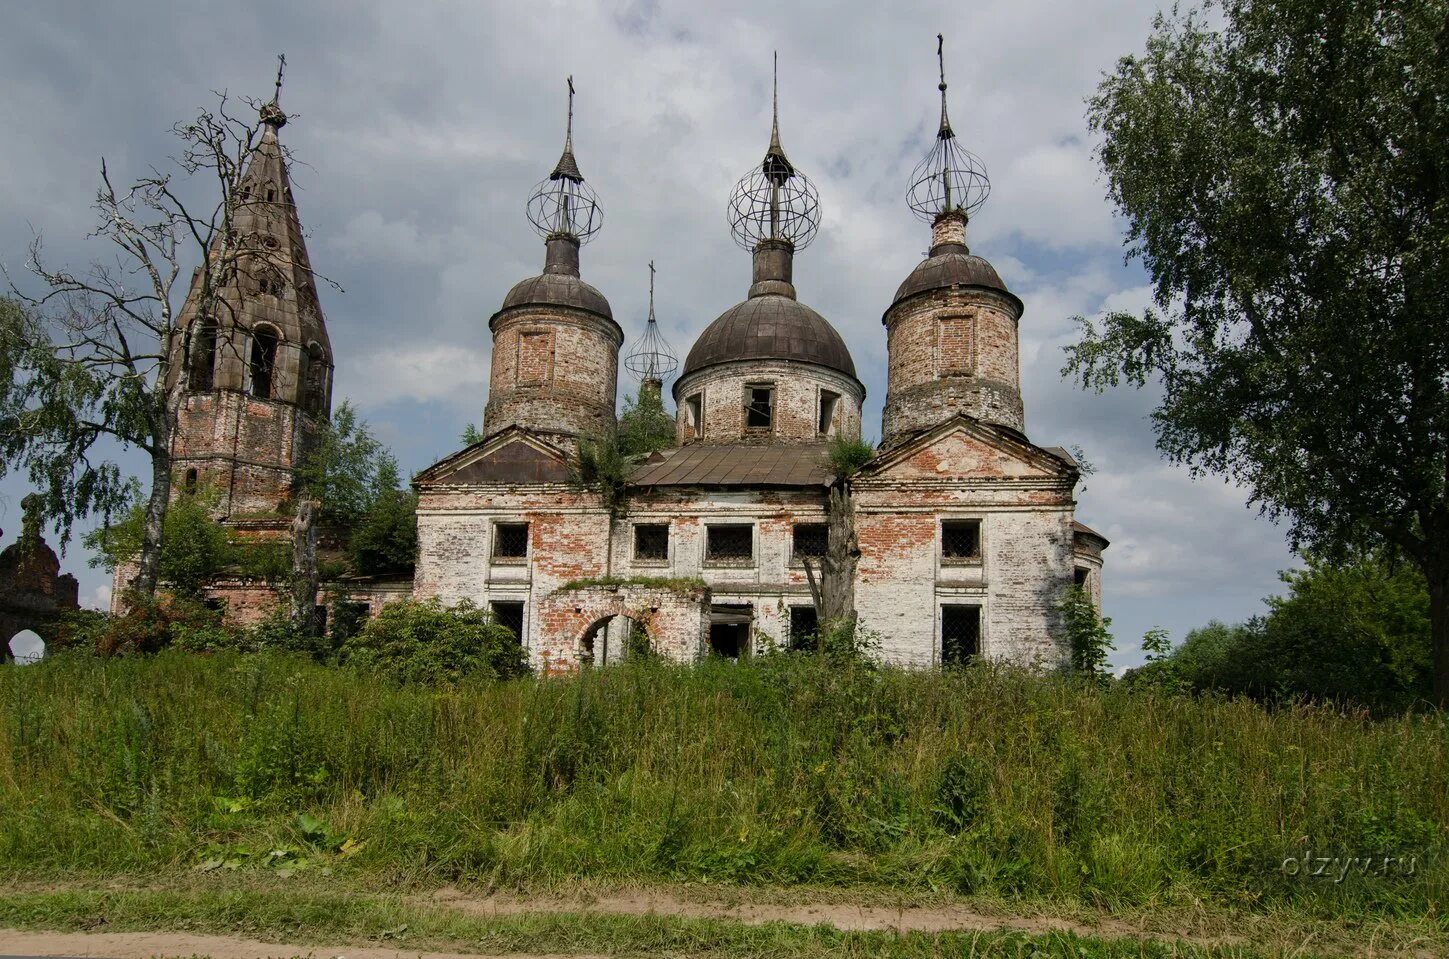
[141,58,1108,670]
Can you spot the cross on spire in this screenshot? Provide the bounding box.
[260,53,289,128]
[936,34,954,140]
[551,75,583,182]
[763,51,794,181]
[648,259,657,324]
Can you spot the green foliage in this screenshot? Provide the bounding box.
[617,385,676,458]
[3,653,1446,918]
[1067,0,1449,697]
[348,489,418,575]
[460,422,485,446]
[93,595,226,656]
[296,401,395,528]
[571,429,634,513]
[1059,586,1114,680]
[87,487,290,591]
[339,598,529,684]
[1131,553,1433,710]
[827,431,875,477]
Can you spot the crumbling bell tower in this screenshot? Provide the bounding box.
[170,95,334,517]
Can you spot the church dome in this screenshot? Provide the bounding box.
[891,244,1017,309]
[682,293,855,379]
[500,271,612,321]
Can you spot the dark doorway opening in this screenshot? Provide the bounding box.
[789,605,819,651]
[709,604,753,659]
[491,600,525,642]
[941,604,981,665]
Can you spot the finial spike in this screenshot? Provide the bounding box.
[274,53,286,108]
[647,260,656,323]
[549,75,583,182]
[936,34,954,140]
[566,75,575,147]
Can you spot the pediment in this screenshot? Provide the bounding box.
[868,417,1074,482]
[417,429,571,486]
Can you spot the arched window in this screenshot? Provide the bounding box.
[303,343,327,414]
[184,468,199,494]
[248,326,279,398]
[189,319,218,391]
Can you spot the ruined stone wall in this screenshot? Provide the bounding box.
[484,307,621,446]
[672,360,864,445]
[536,584,709,671]
[882,287,1023,443]
[172,390,319,516]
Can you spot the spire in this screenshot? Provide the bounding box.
[623,260,679,384]
[935,34,953,141]
[550,76,583,182]
[647,259,656,324]
[762,51,794,181]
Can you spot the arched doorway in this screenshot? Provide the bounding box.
[8,629,44,664]
[579,614,650,667]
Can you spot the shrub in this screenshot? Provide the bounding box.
[827,431,875,477]
[1059,585,1114,680]
[339,598,529,684]
[96,593,226,656]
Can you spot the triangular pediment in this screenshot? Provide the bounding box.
[416,427,571,486]
[866,416,1075,482]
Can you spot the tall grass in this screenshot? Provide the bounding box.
[2,652,1445,918]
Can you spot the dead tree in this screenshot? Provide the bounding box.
[803,476,861,631]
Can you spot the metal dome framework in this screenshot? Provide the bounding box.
[727,55,821,252]
[907,35,991,224]
[623,261,679,382]
[526,77,604,244]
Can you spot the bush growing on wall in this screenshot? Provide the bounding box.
[339,598,529,684]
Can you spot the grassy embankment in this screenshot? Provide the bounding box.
[1,651,1445,954]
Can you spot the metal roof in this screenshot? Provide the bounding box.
[629,442,833,487]
[681,294,856,379]
[500,272,613,320]
[891,244,1017,310]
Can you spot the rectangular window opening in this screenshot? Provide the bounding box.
[633,523,669,562]
[941,519,982,563]
[706,524,753,565]
[791,522,828,562]
[745,385,774,430]
[941,604,981,665]
[789,605,819,651]
[493,521,530,561]
[1074,567,1090,588]
[818,390,840,436]
[686,393,703,438]
[491,600,525,642]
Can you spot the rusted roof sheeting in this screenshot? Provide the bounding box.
[629,443,832,487]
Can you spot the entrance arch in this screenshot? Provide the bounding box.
[8,629,44,664]
[536,581,710,673]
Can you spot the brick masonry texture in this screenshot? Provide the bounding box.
[882,286,1025,443]
[672,360,864,445]
[485,306,623,448]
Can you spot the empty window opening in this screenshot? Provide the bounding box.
[183,468,199,494]
[190,320,217,391]
[248,327,278,398]
[331,601,369,643]
[491,600,525,642]
[817,390,840,435]
[313,604,328,637]
[705,524,753,565]
[1074,567,1090,589]
[709,604,753,659]
[265,186,276,202]
[745,385,774,430]
[258,270,285,296]
[941,519,982,562]
[792,523,828,562]
[686,393,703,438]
[789,606,819,651]
[941,605,981,665]
[633,524,669,562]
[492,521,530,561]
[303,343,327,414]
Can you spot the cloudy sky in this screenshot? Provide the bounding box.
[0,0,1296,668]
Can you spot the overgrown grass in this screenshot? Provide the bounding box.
[2,652,1446,922]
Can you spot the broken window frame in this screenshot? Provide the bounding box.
[788,605,820,651]
[632,523,670,564]
[490,600,526,642]
[940,518,983,565]
[790,522,828,564]
[247,324,280,399]
[744,383,774,432]
[685,392,704,438]
[817,389,840,436]
[941,603,982,665]
[704,523,754,566]
[491,521,530,563]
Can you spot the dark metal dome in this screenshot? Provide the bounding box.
[499,273,613,321]
[891,246,1018,310]
[682,294,856,379]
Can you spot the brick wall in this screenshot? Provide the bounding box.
[672,360,864,445]
[484,307,621,446]
[172,390,320,516]
[882,286,1024,443]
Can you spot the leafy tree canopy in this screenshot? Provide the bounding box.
[1067,0,1449,701]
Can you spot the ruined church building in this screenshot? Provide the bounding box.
[154,46,1108,669]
